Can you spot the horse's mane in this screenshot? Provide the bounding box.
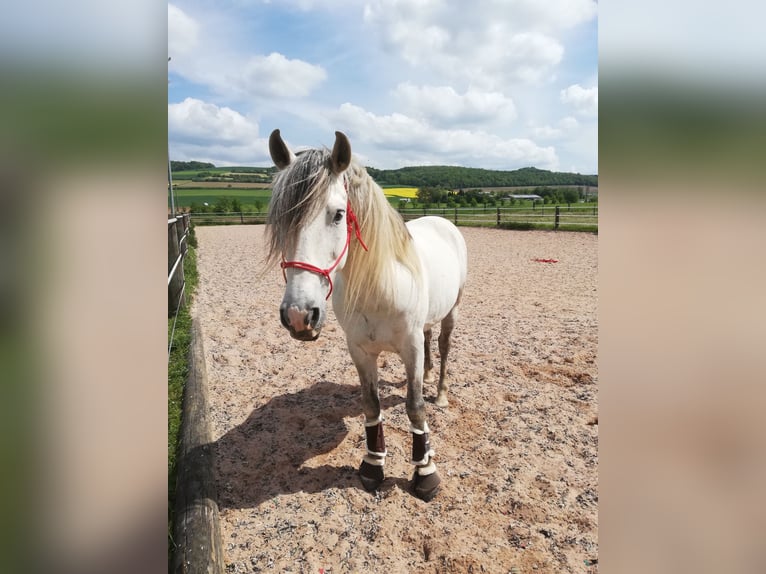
[342,160,421,313]
[265,149,421,312]
[266,148,333,263]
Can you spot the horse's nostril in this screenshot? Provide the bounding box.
[279,307,290,329]
[310,307,320,327]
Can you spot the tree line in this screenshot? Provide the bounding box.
[187,197,266,214]
[173,160,596,189]
[367,165,597,188]
[170,160,215,172]
[412,186,595,209]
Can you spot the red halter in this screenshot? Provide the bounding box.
[280,199,368,300]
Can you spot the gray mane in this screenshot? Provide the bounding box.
[266,147,334,264]
[264,144,422,312]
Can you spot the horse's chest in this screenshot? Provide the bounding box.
[341,312,404,354]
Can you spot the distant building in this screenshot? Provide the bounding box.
[505,194,543,201]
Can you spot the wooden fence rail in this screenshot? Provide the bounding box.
[188,204,598,231]
[168,213,191,317]
[189,212,268,225]
[398,204,598,230]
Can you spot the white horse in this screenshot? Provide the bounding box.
[266,130,468,501]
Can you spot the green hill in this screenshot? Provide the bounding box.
[170,164,277,182]
[366,165,597,189]
[171,161,597,189]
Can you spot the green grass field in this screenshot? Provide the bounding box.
[171,188,272,208]
[171,166,272,179]
[171,182,597,232]
[172,186,413,209]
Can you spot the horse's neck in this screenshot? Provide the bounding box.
[339,186,421,315]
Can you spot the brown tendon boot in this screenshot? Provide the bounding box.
[359,416,386,491]
[410,423,441,501]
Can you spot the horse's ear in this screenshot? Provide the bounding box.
[330,131,351,175]
[269,129,295,169]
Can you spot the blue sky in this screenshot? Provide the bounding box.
[168,1,598,173]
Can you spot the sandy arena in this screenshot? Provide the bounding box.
[192,224,598,573]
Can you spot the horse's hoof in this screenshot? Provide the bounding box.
[434,393,449,408]
[359,460,384,491]
[412,469,441,502]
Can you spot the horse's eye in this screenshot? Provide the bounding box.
[333,209,345,224]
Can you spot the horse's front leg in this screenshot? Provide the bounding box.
[402,331,441,501]
[423,327,435,383]
[348,343,386,491]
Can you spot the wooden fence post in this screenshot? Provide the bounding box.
[183,214,190,250]
[454,207,458,225]
[168,218,185,316]
[173,318,225,574]
[555,206,560,230]
[168,219,179,275]
[496,207,501,227]
[175,214,186,255]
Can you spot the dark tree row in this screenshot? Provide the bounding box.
[366,165,597,188]
[170,160,215,171]
[413,186,594,208]
[172,160,597,189]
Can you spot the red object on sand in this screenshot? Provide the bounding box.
[532,258,558,263]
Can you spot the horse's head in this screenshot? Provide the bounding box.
[267,129,353,341]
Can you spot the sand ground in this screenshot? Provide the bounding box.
[193,224,598,573]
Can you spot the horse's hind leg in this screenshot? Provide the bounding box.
[435,304,458,408]
[348,344,386,492]
[423,328,435,383]
[402,330,441,501]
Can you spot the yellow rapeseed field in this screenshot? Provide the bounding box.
[382,187,419,199]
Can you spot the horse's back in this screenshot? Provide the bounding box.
[406,216,467,325]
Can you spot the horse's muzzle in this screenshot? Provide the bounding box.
[280,304,323,341]
[288,327,322,341]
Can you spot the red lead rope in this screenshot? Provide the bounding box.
[280,200,368,300]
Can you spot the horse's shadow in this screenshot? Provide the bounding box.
[204,380,407,510]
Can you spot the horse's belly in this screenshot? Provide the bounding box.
[407,217,467,325]
[423,263,462,325]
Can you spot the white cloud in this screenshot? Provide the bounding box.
[228,53,327,99]
[499,32,564,84]
[363,0,596,87]
[168,98,259,145]
[335,103,429,145]
[531,125,563,140]
[509,0,599,30]
[560,84,598,117]
[168,4,199,57]
[393,83,517,125]
[334,103,557,169]
[167,6,326,101]
[559,116,579,129]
